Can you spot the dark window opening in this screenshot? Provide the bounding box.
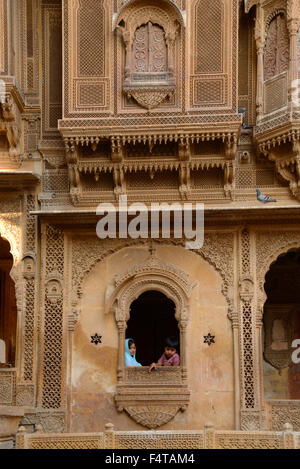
[126,290,179,366]
[263,248,300,399]
[0,237,17,368]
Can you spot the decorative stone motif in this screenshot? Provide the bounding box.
[16,385,35,407]
[124,87,175,110]
[270,402,300,431]
[203,333,215,346]
[0,372,15,405]
[125,405,181,429]
[90,334,102,345]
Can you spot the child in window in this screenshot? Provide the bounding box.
[149,336,180,372]
[125,338,142,367]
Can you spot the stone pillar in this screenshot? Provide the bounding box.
[239,228,262,430]
[104,422,115,449]
[287,0,300,111]
[117,320,126,383]
[204,423,215,449]
[231,310,240,430]
[179,319,188,384]
[255,4,264,121]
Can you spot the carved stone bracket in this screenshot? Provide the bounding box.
[0,88,24,165]
[124,86,175,110]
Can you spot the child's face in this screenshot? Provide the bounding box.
[129,343,136,357]
[165,347,176,358]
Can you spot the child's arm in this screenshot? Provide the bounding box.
[172,354,180,366]
[149,356,164,372]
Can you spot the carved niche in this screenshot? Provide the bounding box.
[264,13,289,81]
[105,248,195,429]
[264,305,294,371]
[114,0,184,109]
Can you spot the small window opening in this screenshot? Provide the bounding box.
[126,290,179,366]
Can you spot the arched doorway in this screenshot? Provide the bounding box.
[126,290,178,366]
[263,249,300,399]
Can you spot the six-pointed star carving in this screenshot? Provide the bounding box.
[204,333,215,346]
[91,333,102,345]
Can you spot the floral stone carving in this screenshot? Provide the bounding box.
[124,405,181,429]
[124,85,175,110]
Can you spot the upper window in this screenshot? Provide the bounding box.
[264,14,289,81]
[133,22,168,74]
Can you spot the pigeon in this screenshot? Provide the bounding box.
[256,189,277,204]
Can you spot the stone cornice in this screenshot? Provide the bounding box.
[255,120,300,153]
[0,171,40,189]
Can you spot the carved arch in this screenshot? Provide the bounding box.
[0,218,21,265]
[264,10,289,81]
[256,232,300,320]
[71,235,235,330]
[106,252,194,323]
[113,0,185,31]
[265,8,287,34]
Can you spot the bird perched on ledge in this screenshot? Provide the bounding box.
[256,189,277,204]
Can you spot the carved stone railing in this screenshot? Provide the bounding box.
[124,366,182,385]
[115,367,190,429]
[0,369,16,406]
[267,400,300,432]
[15,423,300,450]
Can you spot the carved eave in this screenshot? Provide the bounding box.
[76,157,229,175]
[61,123,242,151]
[255,120,300,154]
[255,120,300,200]
[0,171,40,190]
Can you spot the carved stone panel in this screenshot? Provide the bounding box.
[264,14,289,81]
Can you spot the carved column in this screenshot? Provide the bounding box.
[120,28,132,82]
[179,318,188,384]
[229,309,240,430]
[255,4,264,120]
[287,0,300,110]
[16,194,37,407]
[239,228,262,430]
[166,33,176,76]
[38,224,66,429]
[116,319,126,384]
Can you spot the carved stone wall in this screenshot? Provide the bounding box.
[39,224,65,413]
[64,0,111,116]
[0,0,8,75]
[264,13,289,82]
[42,0,62,139]
[269,401,300,431]
[190,0,238,110]
[21,194,37,394]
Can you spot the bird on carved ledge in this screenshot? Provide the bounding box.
[256,189,277,204]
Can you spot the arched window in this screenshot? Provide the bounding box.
[264,14,289,81]
[133,22,168,74]
[126,290,179,366]
[263,249,300,400]
[115,0,183,109]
